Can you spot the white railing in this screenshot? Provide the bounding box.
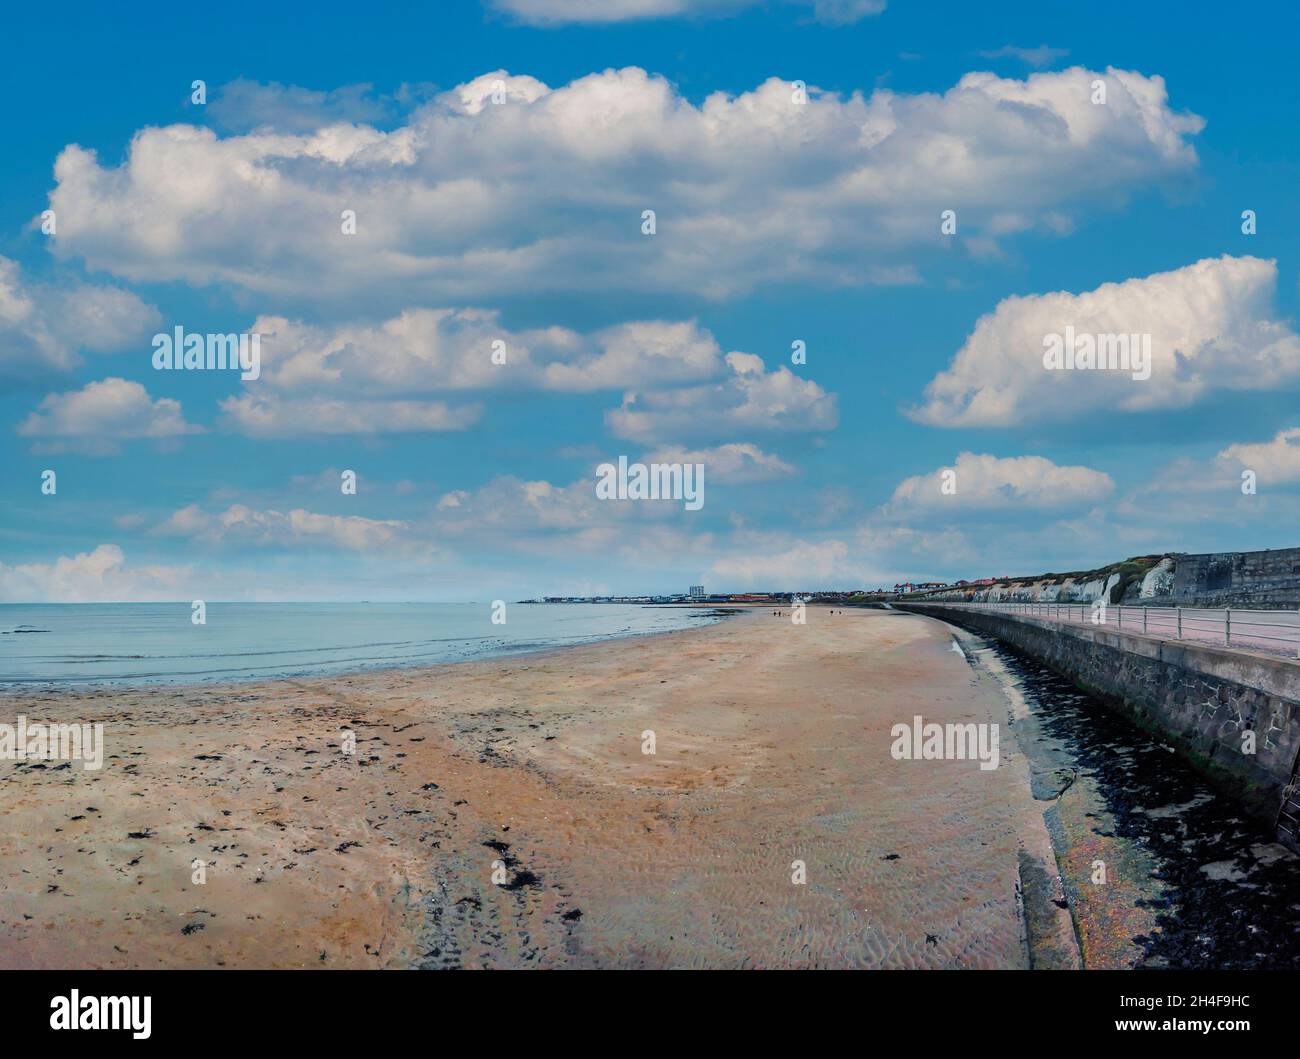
[897,600,1300,659]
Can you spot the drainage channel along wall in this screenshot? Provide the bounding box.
[900,603,1300,843]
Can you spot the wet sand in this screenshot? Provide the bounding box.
[986,639,1300,969]
[0,606,1065,969]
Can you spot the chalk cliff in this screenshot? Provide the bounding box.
[913,548,1300,609]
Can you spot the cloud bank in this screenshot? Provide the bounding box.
[46,66,1202,304]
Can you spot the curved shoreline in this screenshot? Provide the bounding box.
[0,605,737,692]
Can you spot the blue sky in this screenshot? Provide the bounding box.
[2,0,1299,601]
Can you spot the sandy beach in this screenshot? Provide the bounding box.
[0,606,1072,969]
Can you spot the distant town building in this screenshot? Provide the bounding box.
[689,585,705,599]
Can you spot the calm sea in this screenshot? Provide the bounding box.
[0,603,725,685]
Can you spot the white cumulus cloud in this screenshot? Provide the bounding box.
[644,442,795,482]
[154,503,413,552]
[0,257,159,381]
[0,545,192,603]
[18,377,201,451]
[490,0,885,25]
[607,352,837,442]
[886,452,1114,512]
[248,311,723,395]
[912,256,1300,427]
[218,394,482,437]
[45,66,1201,304]
[1217,427,1300,485]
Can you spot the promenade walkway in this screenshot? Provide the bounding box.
[896,600,1300,660]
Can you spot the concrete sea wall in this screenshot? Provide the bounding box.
[901,603,1300,835]
[1173,547,1300,608]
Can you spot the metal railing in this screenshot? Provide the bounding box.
[897,600,1300,660]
